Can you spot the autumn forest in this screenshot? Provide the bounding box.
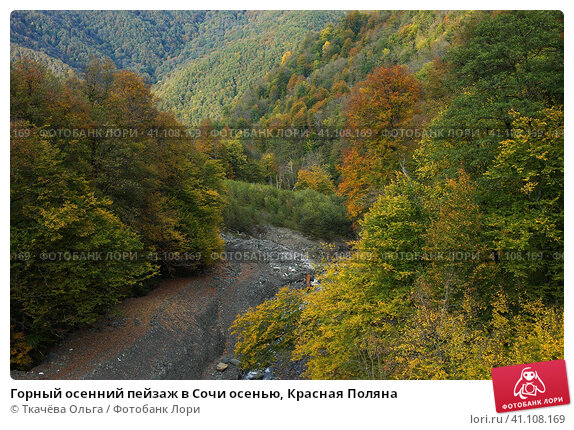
[10,10,564,379]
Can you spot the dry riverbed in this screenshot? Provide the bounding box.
[11,226,345,380]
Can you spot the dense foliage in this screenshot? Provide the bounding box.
[339,65,421,217]
[231,10,564,379]
[224,180,351,240]
[10,59,226,368]
[223,11,471,184]
[229,11,467,127]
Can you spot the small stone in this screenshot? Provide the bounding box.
[216,362,228,371]
[229,358,241,367]
[246,370,264,380]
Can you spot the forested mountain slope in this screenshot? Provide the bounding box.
[11,10,207,79]
[11,10,343,124]
[154,11,345,123]
[214,11,474,190]
[228,10,471,128]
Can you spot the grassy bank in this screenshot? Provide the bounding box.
[223,180,352,240]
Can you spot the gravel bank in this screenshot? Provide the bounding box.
[11,226,341,380]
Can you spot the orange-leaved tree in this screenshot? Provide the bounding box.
[338,65,421,218]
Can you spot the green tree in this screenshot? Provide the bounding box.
[417,11,563,181]
[294,165,335,194]
[232,287,306,370]
[484,108,564,303]
[10,60,226,367]
[11,123,157,365]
